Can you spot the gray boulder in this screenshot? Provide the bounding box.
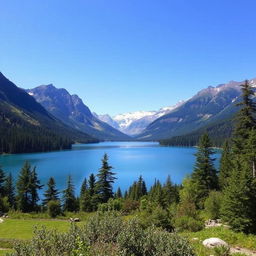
[203,238,229,248]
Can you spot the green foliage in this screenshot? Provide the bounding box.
[43,177,59,206]
[96,154,116,204]
[174,216,204,232]
[16,162,42,212]
[191,133,218,208]
[204,190,222,219]
[117,217,195,256]
[62,175,77,212]
[219,140,233,189]
[47,200,62,218]
[0,196,10,212]
[98,198,122,212]
[4,173,16,208]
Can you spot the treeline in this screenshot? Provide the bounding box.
[0,102,97,154]
[160,118,234,147]
[0,154,180,221]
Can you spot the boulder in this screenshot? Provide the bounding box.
[202,238,228,248]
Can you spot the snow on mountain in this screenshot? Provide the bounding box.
[96,101,185,136]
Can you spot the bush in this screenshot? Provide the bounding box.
[118,217,195,256]
[122,199,139,214]
[0,196,10,213]
[47,200,61,218]
[7,212,194,256]
[204,191,222,220]
[98,198,122,212]
[174,216,204,232]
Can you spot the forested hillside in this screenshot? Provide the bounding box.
[0,72,97,154]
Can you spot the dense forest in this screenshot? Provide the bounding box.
[159,117,234,147]
[0,72,97,154]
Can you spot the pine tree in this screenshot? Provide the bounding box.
[219,140,233,189]
[233,80,256,152]
[29,167,43,211]
[221,80,256,233]
[162,175,178,207]
[221,159,256,233]
[43,177,59,206]
[96,154,116,203]
[88,174,96,196]
[80,178,87,198]
[4,173,15,208]
[191,133,218,208]
[0,167,6,197]
[16,162,32,212]
[62,175,77,212]
[115,187,122,198]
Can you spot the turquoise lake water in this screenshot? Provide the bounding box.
[0,142,220,195]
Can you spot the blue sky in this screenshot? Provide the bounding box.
[1,0,256,115]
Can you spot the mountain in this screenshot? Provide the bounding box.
[96,101,185,136]
[0,72,97,154]
[137,79,256,141]
[27,85,130,141]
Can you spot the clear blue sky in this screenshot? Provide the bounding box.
[1,0,256,115]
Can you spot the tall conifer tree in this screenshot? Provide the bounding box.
[191,133,218,208]
[96,154,116,203]
[43,177,59,206]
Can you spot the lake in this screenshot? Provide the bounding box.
[0,142,221,195]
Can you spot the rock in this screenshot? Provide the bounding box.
[0,218,4,223]
[202,238,229,248]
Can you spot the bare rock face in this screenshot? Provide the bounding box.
[203,238,228,248]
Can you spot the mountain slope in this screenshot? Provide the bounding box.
[96,101,185,136]
[136,79,254,141]
[0,72,97,154]
[27,85,130,141]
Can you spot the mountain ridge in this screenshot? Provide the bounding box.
[27,84,130,141]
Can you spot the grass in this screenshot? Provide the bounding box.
[0,218,84,240]
[182,226,256,256]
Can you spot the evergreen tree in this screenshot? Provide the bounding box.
[191,133,218,208]
[148,179,165,207]
[233,80,256,152]
[43,177,59,206]
[16,162,32,212]
[96,154,116,203]
[88,174,96,196]
[62,175,76,212]
[4,173,15,208]
[0,167,6,197]
[219,140,233,189]
[115,187,122,198]
[162,175,179,207]
[221,159,256,233]
[29,167,43,211]
[80,178,87,198]
[221,80,256,233]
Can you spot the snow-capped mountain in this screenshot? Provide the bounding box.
[95,101,185,136]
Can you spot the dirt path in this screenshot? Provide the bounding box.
[231,247,256,255]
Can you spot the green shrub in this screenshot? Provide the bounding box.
[8,212,194,256]
[174,216,204,232]
[47,200,61,218]
[204,191,222,219]
[0,196,10,212]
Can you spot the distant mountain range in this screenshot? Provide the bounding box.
[94,101,185,136]
[95,79,256,145]
[27,85,130,141]
[137,79,256,142]
[0,72,96,154]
